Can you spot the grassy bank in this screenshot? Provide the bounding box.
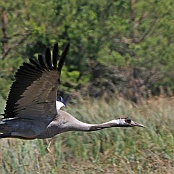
[0,96,174,173]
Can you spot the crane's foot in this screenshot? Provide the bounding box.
[46,138,54,154]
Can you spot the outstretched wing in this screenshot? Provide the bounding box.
[3,42,70,123]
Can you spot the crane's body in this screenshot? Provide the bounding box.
[0,42,144,140]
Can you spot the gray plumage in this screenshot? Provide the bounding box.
[0,42,144,140]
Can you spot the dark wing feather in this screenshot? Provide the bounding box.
[45,48,52,69]
[38,54,47,69]
[29,58,40,67]
[53,43,58,69]
[4,42,70,123]
[58,42,70,72]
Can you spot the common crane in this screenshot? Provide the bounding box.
[0,42,144,139]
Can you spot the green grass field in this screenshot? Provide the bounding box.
[0,96,174,174]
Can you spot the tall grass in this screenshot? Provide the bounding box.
[0,96,174,173]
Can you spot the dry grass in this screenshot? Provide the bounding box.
[0,96,174,173]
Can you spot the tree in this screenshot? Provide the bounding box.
[1,0,174,101]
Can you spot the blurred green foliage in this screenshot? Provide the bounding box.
[1,0,174,100]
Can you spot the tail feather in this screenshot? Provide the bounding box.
[0,121,12,138]
[0,133,11,138]
[0,121,10,133]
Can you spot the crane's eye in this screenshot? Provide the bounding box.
[125,117,131,123]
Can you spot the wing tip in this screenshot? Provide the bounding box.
[58,42,70,72]
[53,42,59,69]
[30,41,70,72]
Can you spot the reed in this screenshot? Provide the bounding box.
[0,96,174,173]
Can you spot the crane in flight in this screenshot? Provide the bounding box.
[0,42,144,139]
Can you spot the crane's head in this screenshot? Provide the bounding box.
[116,117,145,127]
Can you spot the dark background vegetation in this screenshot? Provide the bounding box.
[1,0,174,102]
[0,0,174,173]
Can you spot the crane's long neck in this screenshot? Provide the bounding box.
[58,110,119,132]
